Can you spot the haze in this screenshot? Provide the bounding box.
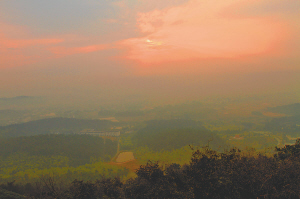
[2,1,300,197]
[0,0,299,108]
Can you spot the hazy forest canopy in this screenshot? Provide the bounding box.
[0,99,299,197]
[1,100,300,198]
[267,103,300,116]
[132,120,226,151]
[264,115,300,136]
[2,140,300,199]
[0,134,127,185]
[0,134,118,163]
[0,118,114,137]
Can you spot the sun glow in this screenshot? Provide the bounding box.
[146,39,163,47]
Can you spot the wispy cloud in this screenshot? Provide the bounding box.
[119,0,290,65]
[0,22,64,68]
[0,21,110,68]
[48,44,110,57]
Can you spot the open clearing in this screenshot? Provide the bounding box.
[116,152,135,163]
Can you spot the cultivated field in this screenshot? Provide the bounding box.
[116,152,135,163]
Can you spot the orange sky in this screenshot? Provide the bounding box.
[0,0,298,70]
[0,0,299,104]
[121,0,288,63]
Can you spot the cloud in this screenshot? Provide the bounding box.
[0,20,111,68]
[119,0,290,65]
[48,44,110,57]
[0,22,65,68]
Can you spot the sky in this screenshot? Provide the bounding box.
[0,0,299,107]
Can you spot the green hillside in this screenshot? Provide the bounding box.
[0,134,118,165]
[132,120,226,151]
[0,117,114,137]
[267,103,300,116]
[264,115,300,136]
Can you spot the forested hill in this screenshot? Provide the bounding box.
[0,117,114,137]
[267,103,300,116]
[0,134,118,165]
[132,120,226,151]
[264,115,300,136]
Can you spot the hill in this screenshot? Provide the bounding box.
[132,120,226,151]
[267,103,300,116]
[0,117,114,137]
[0,134,118,165]
[264,115,300,136]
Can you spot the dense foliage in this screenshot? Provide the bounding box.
[0,134,123,184]
[0,188,25,199]
[0,157,129,185]
[3,140,300,198]
[0,134,117,165]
